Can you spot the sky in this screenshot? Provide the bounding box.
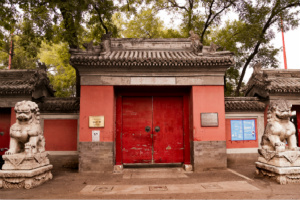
[157,5,300,83]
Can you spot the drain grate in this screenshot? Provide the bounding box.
[149,186,168,191]
[201,184,223,189]
[93,186,114,192]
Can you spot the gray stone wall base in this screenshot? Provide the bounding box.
[193,141,227,172]
[78,142,113,173]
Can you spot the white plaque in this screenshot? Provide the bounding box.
[201,113,219,127]
[92,130,100,142]
[89,116,104,127]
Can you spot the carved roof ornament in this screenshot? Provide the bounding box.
[209,42,219,53]
[101,32,112,55]
[253,62,262,74]
[0,64,55,98]
[83,41,94,52]
[188,30,203,54]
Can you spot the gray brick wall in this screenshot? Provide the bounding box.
[78,142,114,173]
[193,141,227,172]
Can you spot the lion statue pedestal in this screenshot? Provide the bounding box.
[0,101,53,189]
[256,100,300,184]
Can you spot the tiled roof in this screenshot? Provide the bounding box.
[70,38,234,67]
[225,97,266,112]
[244,69,300,97]
[0,69,55,97]
[70,51,234,67]
[38,97,79,113]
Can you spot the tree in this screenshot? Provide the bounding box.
[151,0,235,43]
[211,20,280,96]
[233,0,300,96]
[38,41,76,97]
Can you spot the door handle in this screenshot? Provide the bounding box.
[155,126,160,133]
[145,126,151,132]
[0,148,8,152]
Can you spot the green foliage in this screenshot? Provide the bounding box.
[38,42,76,97]
[225,67,244,96]
[122,8,165,38]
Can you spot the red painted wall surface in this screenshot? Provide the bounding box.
[44,119,78,151]
[292,105,300,145]
[10,107,16,126]
[192,86,226,141]
[225,118,258,148]
[0,108,11,155]
[80,86,114,142]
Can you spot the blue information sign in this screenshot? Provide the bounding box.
[231,119,256,141]
[243,120,256,140]
[231,120,243,141]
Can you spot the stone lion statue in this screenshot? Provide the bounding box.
[5,101,45,155]
[261,100,297,152]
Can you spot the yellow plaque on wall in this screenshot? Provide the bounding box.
[89,116,104,127]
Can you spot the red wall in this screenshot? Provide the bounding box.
[44,119,78,151]
[192,86,226,141]
[225,118,258,148]
[10,107,16,126]
[0,108,11,155]
[80,86,114,142]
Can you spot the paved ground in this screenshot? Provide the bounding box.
[1,161,300,199]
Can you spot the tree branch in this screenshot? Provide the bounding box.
[234,1,299,96]
[92,4,108,34]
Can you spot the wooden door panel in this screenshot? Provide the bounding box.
[122,97,153,163]
[153,97,184,163]
[0,108,11,156]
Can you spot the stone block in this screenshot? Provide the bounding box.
[193,141,227,172]
[78,142,114,173]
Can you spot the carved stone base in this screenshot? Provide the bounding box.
[256,162,300,184]
[183,164,193,172]
[258,150,300,167]
[2,152,50,170]
[0,165,53,189]
[113,165,123,174]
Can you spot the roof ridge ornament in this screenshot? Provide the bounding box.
[188,31,203,55]
[101,32,112,55]
[253,62,262,74]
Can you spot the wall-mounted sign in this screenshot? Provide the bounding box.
[201,113,219,127]
[89,116,104,127]
[231,119,256,141]
[92,130,100,142]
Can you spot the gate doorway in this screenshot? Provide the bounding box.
[122,96,184,164]
[115,87,191,166]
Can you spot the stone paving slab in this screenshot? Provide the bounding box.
[80,181,259,195]
[123,172,188,179]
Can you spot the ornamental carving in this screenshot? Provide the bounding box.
[261,100,297,152]
[0,101,53,189]
[188,30,203,54]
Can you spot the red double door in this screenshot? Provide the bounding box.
[122,96,184,164]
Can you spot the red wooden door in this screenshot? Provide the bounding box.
[0,108,11,156]
[122,97,153,163]
[122,96,184,164]
[153,97,184,163]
